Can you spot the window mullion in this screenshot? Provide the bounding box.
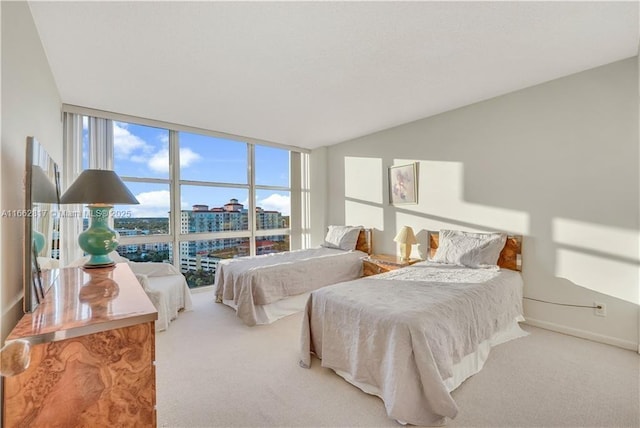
[170,130,181,268]
[290,151,302,250]
[248,143,256,256]
[120,176,171,185]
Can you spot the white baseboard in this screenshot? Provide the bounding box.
[523,317,638,352]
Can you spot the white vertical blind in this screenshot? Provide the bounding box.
[60,112,84,265]
[88,117,113,170]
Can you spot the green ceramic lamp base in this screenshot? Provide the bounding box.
[32,230,46,254]
[79,205,120,268]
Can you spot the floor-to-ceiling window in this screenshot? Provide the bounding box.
[178,132,253,287]
[254,145,291,253]
[112,121,173,264]
[66,107,305,288]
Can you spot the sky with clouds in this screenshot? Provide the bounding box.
[101,121,291,217]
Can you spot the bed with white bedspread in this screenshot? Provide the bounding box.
[300,230,525,426]
[215,226,371,326]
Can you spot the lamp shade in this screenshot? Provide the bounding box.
[394,226,417,245]
[60,169,139,205]
[31,165,59,203]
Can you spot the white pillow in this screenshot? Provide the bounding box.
[432,230,506,268]
[322,225,362,251]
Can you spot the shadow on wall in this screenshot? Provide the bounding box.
[327,61,639,335]
[337,153,638,348]
[341,154,638,299]
[326,64,640,348]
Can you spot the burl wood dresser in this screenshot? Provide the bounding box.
[3,263,157,427]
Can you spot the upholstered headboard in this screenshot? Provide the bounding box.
[356,228,373,255]
[428,231,522,271]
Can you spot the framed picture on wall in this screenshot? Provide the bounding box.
[388,163,418,205]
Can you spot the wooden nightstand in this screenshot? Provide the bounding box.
[363,254,421,276]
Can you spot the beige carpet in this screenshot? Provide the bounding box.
[156,289,639,428]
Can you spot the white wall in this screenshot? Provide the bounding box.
[1,1,62,341]
[325,58,639,350]
[309,146,328,246]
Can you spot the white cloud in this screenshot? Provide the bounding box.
[180,148,201,168]
[257,193,290,216]
[147,147,202,173]
[113,122,152,158]
[147,150,169,173]
[119,190,190,217]
[128,190,171,218]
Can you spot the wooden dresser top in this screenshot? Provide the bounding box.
[8,263,157,344]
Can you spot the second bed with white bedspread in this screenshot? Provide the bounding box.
[215,247,367,326]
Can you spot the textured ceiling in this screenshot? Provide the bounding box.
[29,1,639,150]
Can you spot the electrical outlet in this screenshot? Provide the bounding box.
[594,302,606,317]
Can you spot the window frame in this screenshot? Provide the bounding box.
[67,104,308,288]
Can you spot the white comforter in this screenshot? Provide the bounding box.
[300,261,524,426]
[215,247,366,326]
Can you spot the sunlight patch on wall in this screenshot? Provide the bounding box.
[556,249,638,304]
[552,218,640,261]
[345,200,383,230]
[552,218,639,304]
[345,157,383,204]
[403,159,530,234]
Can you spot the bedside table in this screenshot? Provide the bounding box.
[363,254,421,276]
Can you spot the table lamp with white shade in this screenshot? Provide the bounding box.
[394,226,417,261]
